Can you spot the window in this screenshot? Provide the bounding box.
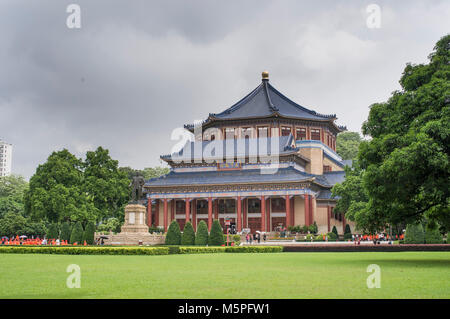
[271,198,286,212]
[323,165,332,172]
[257,127,269,138]
[210,134,215,141]
[296,128,306,140]
[311,129,321,140]
[281,126,291,136]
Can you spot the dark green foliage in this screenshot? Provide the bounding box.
[60,222,71,241]
[46,223,59,239]
[404,223,425,244]
[181,222,195,245]
[165,220,181,245]
[195,220,209,245]
[425,226,443,244]
[309,222,318,234]
[83,221,96,245]
[209,220,224,246]
[344,224,352,240]
[0,175,28,218]
[336,131,362,160]
[70,222,84,244]
[332,225,338,238]
[327,231,338,241]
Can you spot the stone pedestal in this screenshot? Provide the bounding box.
[101,204,165,246]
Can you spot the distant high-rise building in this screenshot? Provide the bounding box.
[0,140,12,177]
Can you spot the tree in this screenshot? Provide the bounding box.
[83,221,96,245]
[195,220,209,245]
[344,224,352,240]
[165,220,181,245]
[119,166,170,181]
[0,175,28,218]
[46,223,59,239]
[70,221,84,244]
[24,149,98,223]
[404,223,425,244]
[181,221,195,245]
[331,225,338,238]
[425,224,443,244]
[0,212,27,237]
[336,132,362,160]
[358,35,450,231]
[209,220,224,246]
[60,222,72,241]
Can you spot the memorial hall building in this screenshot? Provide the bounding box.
[144,72,354,235]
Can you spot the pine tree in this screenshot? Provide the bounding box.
[209,220,224,246]
[60,222,72,241]
[83,221,96,245]
[344,224,352,240]
[70,221,84,244]
[404,223,425,244]
[46,223,59,240]
[181,221,196,245]
[332,225,339,238]
[195,220,209,246]
[165,220,181,245]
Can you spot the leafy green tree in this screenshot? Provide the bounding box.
[0,212,27,237]
[195,220,209,245]
[181,221,195,245]
[358,35,450,231]
[70,221,84,244]
[97,217,121,233]
[46,223,59,239]
[83,147,129,220]
[24,149,98,223]
[0,175,28,218]
[119,166,169,181]
[209,220,224,246]
[83,221,96,245]
[336,131,362,160]
[425,225,443,244]
[60,222,72,241]
[404,223,425,244]
[165,220,181,245]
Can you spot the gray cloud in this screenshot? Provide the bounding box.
[1,0,449,179]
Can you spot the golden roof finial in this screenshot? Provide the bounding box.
[262,70,269,80]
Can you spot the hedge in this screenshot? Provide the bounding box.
[0,245,283,255]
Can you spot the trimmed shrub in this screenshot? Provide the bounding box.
[195,220,209,245]
[404,223,425,244]
[69,222,84,244]
[327,231,338,241]
[209,220,224,246]
[46,223,59,240]
[165,220,181,245]
[344,224,352,240]
[332,225,338,238]
[60,222,71,241]
[83,221,96,245]
[181,222,195,245]
[309,222,318,234]
[425,227,443,244]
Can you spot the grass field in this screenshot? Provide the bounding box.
[0,252,449,299]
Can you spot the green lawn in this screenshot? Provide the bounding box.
[0,252,449,298]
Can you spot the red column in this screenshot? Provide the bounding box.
[171,199,175,221]
[163,198,168,232]
[285,195,291,228]
[214,199,219,220]
[327,206,331,232]
[310,196,314,225]
[266,198,271,232]
[237,196,242,232]
[290,197,295,226]
[243,198,247,228]
[155,199,160,226]
[304,195,310,226]
[261,196,266,232]
[192,199,197,231]
[208,197,213,231]
[185,199,190,223]
[147,198,152,227]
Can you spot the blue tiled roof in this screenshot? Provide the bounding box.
[145,166,322,188]
[161,134,300,162]
[185,80,337,130]
[323,171,346,185]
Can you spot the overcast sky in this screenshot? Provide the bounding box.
[1,0,449,179]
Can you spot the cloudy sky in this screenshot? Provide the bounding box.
[1,0,449,179]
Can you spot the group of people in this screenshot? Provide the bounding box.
[352,233,404,245]
[1,235,87,246]
[245,232,267,244]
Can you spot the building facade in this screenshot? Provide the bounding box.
[0,140,12,177]
[144,72,353,235]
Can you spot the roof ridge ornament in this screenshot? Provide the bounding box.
[262,70,269,81]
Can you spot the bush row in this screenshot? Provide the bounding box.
[0,245,283,255]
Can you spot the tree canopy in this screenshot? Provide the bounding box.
[0,175,28,218]
[336,131,362,160]
[336,34,449,232]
